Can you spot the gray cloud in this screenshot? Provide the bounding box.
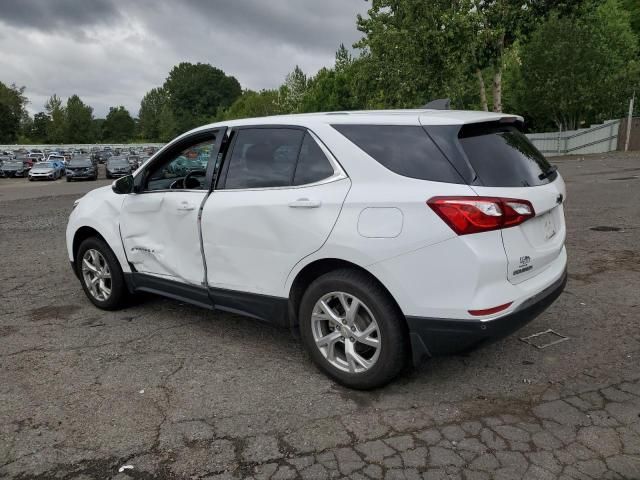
[0,0,368,117]
[0,0,122,32]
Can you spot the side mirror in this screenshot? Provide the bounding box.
[112,175,134,194]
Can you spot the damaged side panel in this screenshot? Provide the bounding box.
[120,191,208,285]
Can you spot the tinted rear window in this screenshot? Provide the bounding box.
[458,124,554,187]
[332,125,463,183]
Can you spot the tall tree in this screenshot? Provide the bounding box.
[65,95,94,143]
[138,87,168,141]
[519,0,639,130]
[45,94,65,143]
[157,104,178,142]
[220,89,283,120]
[102,106,135,142]
[280,65,308,113]
[30,112,51,143]
[355,0,477,108]
[0,82,28,143]
[163,62,241,133]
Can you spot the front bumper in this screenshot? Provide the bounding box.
[407,268,567,365]
[29,173,56,180]
[107,170,129,177]
[67,172,95,179]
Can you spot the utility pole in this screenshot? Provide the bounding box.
[624,91,635,152]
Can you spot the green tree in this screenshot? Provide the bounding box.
[65,95,94,143]
[519,0,639,130]
[102,106,135,142]
[92,118,106,142]
[0,82,28,143]
[280,65,308,113]
[45,94,66,143]
[158,104,178,142]
[163,62,241,133]
[355,0,478,109]
[138,87,168,141]
[29,112,51,143]
[620,0,640,43]
[220,89,283,120]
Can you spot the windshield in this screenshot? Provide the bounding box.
[5,161,21,167]
[69,160,92,167]
[35,162,53,168]
[109,159,129,166]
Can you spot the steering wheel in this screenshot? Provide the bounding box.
[183,169,206,189]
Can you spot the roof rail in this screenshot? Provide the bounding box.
[422,98,450,110]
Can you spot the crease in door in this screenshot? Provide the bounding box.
[197,191,213,286]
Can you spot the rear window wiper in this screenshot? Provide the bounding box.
[538,165,557,180]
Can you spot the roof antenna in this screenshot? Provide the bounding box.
[422,98,450,110]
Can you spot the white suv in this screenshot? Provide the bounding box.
[66,110,567,389]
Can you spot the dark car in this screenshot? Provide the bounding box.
[0,157,28,177]
[66,158,98,182]
[105,157,132,178]
[127,155,140,170]
[96,151,112,164]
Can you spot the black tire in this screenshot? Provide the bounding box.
[299,269,408,390]
[76,236,128,310]
[66,177,71,182]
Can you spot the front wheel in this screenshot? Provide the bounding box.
[76,237,128,310]
[299,269,408,390]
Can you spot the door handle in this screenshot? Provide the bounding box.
[288,198,321,208]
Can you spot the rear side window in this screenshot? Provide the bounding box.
[332,124,463,183]
[458,124,554,187]
[224,128,304,189]
[293,134,334,185]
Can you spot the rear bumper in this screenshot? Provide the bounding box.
[407,268,567,365]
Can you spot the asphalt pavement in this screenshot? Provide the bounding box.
[0,153,639,479]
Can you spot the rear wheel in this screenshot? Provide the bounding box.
[76,237,128,310]
[299,269,408,389]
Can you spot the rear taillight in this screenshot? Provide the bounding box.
[427,196,535,235]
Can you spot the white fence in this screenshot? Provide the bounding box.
[526,119,620,157]
[0,143,165,151]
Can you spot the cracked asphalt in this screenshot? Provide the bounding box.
[0,152,639,479]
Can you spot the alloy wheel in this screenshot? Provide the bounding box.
[81,249,112,301]
[311,292,381,373]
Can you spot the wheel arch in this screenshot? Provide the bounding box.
[287,258,406,330]
[72,226,108,265]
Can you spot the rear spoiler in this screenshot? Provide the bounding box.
[422,98,450,110]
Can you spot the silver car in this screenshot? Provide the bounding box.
[28,162,61,181]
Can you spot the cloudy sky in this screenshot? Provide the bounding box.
[0,0,369,117]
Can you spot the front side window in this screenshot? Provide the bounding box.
[146,139,214,192]
[223,128,304,189]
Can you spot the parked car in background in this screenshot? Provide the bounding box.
[28,152,45,164]
[127,155,140,171]
[66,158,98,182]
[0,158,29,177]
[18,156,34,171]
[105,157,132,178]
[46,155,67,175]
[28,161,62,181]
[97,151,112,164]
